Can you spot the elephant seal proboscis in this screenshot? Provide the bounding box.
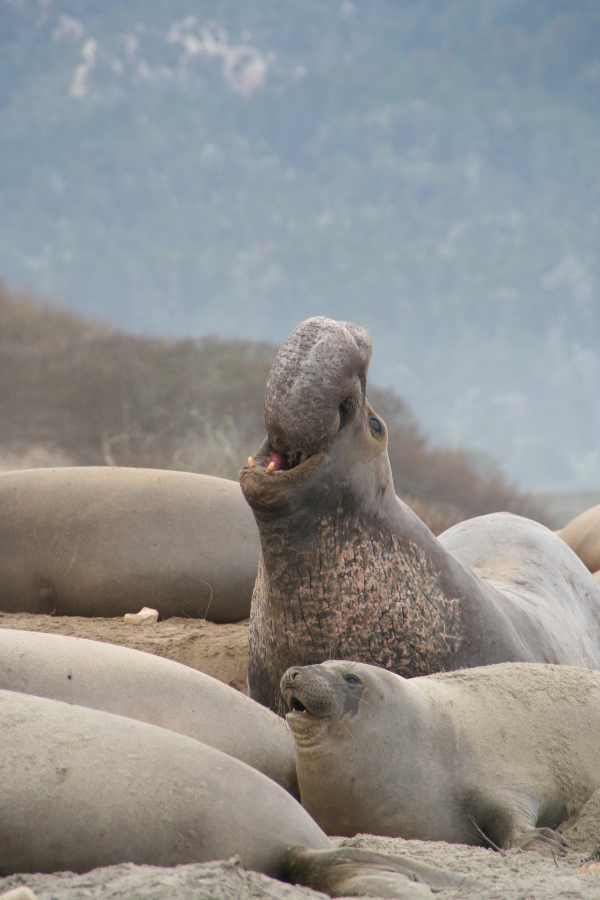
[0,690,466,898]
[0,467,259,622]
[281,659,600,853]
[239,317,600,713]
[0,629,296,796]
[556,503,600,576]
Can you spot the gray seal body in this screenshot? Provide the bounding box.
[0,467,260,622]
[0,689,465,898]
[0,629,297,795]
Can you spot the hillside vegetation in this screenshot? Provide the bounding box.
[1,1,599,489]
[0,281,548,533]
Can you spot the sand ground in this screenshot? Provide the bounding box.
[1,832,600,900]
[1,612,600,900]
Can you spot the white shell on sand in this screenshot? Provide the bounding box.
[123,607,159,625]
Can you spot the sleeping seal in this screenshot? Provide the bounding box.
[556,503,600,576]
[281,659,600,853]
[0,467,259,622]
[239,317,600,714]
[0,629,297,795]
[0,689,464,898]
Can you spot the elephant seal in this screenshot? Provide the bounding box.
[556,503,600,575]
[239,317,600,714]
[0,629,296,795]
[0,467,259,622]
[0,690,464,898]
[281,659,600,853]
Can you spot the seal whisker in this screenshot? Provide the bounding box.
[339,721,354,740]
[468,816,505,855]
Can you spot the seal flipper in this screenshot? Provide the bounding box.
[279,846,469,897]
[512,827,568,856]
[470,788,568,855]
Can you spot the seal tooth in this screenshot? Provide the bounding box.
[248,457,255,468]
[266,462,275,473]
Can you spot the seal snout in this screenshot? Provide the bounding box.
[263,317,372,462]
[280,665,341,720]
[280,667,308,713]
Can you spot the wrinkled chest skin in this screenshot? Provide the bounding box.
[248,510,466,716]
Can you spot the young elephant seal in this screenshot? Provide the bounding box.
[281,659,600,853]
[0,689,464,898]
[240,317,600,713]
[0,467,259,622]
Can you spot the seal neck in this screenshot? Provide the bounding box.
[247,487,481,714]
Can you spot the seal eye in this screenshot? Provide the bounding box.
[369,416,382,434]
[344,673,361,686]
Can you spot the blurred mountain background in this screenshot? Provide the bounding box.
[1,280,555,533]
[0,0,599,493]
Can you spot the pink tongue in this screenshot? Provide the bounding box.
[264,450,289,472]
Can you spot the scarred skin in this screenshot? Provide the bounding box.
[240,317,600,715]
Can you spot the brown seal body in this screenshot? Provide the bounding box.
[0,629,297,795]
[556,503,600,576]
[0,467,259,622]
[282,659,600,854]
[240,317,600,714]
[0,689,463,897]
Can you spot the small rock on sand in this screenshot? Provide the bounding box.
[123,606,159,625]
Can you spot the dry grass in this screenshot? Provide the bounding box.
[0,281,271,480]
[371,388,546,529]
[0,281,550,532]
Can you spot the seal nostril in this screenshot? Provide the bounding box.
[339,397,357,429]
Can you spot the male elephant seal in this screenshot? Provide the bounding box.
[281,659,600,853]
[239,317,600,713]
[0,629,296,795]
[556,502,600,576]
[0,467,259,621]
[0,690,464,898]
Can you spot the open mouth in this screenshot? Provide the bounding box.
[247,445,310,474]
[289,696,308,714]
